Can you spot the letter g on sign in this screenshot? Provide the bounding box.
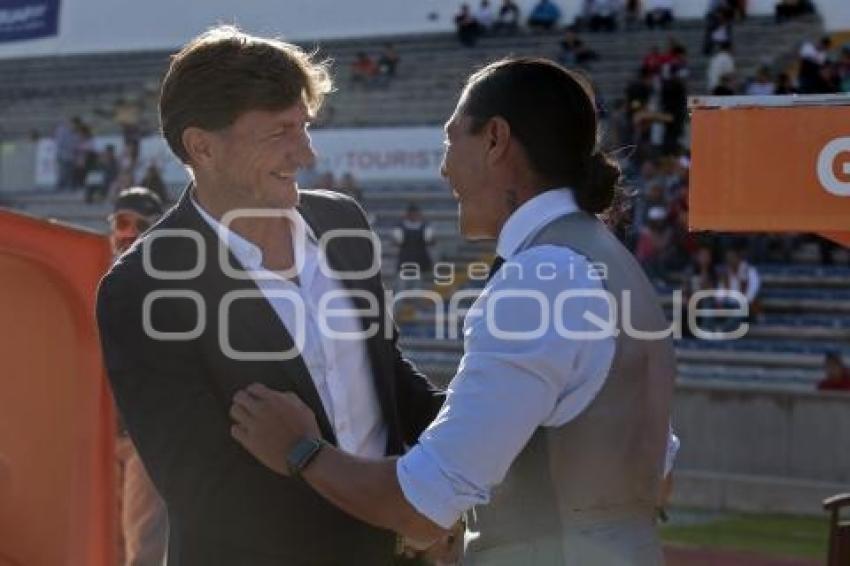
[817,137,850,197]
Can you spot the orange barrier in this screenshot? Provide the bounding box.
[689,95,850,247]
[0,210,115,566]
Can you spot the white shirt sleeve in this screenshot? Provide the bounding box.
[397,245,616,528]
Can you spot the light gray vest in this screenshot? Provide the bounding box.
[466,212,676,566]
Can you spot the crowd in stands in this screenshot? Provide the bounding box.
[53,114,167,205]
[350,44,400,87]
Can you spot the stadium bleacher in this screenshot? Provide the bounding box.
[0,15,822,138]
[1,14,847,395]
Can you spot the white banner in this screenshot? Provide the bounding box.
[311,127,444,181]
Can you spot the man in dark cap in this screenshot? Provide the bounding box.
[109,187,164,256]
[108,187,169,566]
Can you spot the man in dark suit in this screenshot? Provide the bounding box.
[96,26,443,566]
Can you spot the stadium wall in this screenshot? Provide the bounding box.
[671,381,850,516]
[0,0,847,60]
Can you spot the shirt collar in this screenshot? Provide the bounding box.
[496,188,579,259]
[190,194,316,271]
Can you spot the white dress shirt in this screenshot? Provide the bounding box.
[397,189,678,528]
[193,198,387,458]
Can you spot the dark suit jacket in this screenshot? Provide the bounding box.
[96,187,443,566]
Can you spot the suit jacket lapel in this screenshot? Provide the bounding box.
[297,197,397,439]
[173,186,337,444]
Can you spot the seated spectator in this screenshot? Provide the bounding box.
[557,29,599,67]
[745,66,776,95]
[475,0,496,30]
[712,73,737,95]
[455,3,482,46]
[642,45,665,75]
[494,0,521,33]
[681,242,720,337]
[636,206,673,283]
[85,144,119,204]
[707,42,736,92]
[527,0,562,31]
[351,52,379,86]
[645,0,673,29]
[774,71,797,94]
[817,352,850,392]
[377,43,400,78]
[717,245,761,320]
[590,0,623,32]
[775,0,814,24]
[838,44,850,92]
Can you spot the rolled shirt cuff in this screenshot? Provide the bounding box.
[396,445,470,529]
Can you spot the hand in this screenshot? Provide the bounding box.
[402,519,464,565]
[230,383,321,476]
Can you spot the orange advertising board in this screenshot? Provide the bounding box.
[689,95,850,246]
[0,210,115,566]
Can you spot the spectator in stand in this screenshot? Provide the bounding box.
[660,64,688,153]
[316,171,336,191]
[642,45,665,75]
[817,352,850,392]
[455,3,482,46]
[393,203,435,291]
[775,0,814,24]
[351,51,379,87]
[636,206,673,283]
[72,124,97,191]
[774,71,797,94]
[377,43,400,78]
[798,36,831,93]
[644,0,673,29]
[527,0,562,31]
[475,0,496,30]
[54,116,81,192]
[717,245,761,321]
[557,29,599,67]
[139,162,168,204]
[586,0,622,32]
[494,0,521,33]
[838,44,850,92]
[625,0,641,29]
[712,72,737,95]
[85,144,119,204]
[338,172,364,203]
[705,9,734,55]
[744,66,776,95]
[681,242,720,337]
[707,42,736,92]
[113,97,143,158]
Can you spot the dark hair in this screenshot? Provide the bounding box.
[461,57,620,215]
[159,25,332,164]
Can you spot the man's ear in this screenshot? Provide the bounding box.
[182,127,215,167]
[485,117,511,166]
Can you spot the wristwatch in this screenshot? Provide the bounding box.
[286,437,326,479]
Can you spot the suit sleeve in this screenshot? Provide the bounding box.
[97,269,302,548]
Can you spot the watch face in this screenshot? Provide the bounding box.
[287,437,323,477]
